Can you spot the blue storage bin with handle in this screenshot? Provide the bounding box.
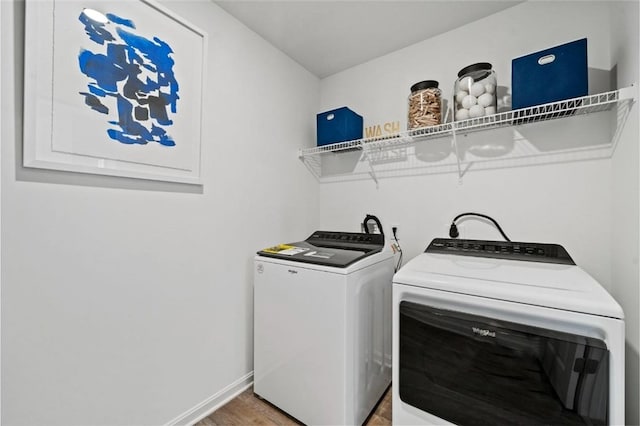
[316,107,363,146]
[512,38,588,110]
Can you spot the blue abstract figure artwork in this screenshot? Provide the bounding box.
[77,8,178,147]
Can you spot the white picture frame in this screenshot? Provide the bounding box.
[23,0,207,184]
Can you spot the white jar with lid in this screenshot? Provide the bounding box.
[454,63,497,121]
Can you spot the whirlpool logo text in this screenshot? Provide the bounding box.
[472,327,496,338]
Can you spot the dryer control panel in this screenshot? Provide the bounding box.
[426,238,575,265]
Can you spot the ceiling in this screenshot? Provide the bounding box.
[213,1,524,78]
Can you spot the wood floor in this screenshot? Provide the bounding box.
[196,385,392,426]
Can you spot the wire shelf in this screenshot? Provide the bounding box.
[299,86,637,183]
[453,89,624,134]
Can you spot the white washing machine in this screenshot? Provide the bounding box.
[254,230,394,425]
[392,238,625,425]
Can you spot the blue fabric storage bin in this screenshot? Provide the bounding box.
[316,107,363,146]
[512,38,588,110]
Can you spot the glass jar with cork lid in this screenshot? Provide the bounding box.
[407,80,442,130]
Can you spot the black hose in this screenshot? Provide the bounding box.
[363,214,385,245]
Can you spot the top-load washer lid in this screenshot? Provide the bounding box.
[394,238,624,319]
[256,231,384,268]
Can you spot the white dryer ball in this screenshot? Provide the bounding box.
[455,108,470,121]
[455,90,468,104]
[478,93,495,107]
[485,106,497,115]
[461,95,477,109]
[469,104,485,118]
[485,83,496,94]
[458,76,474,90]
[469,82,485,97]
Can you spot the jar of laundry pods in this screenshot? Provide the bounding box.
[453,63,497,121]
[408,80,442,130]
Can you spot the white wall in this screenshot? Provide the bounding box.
[0,2,3,423]
[1,1,319,425]
[610,2,640,424]
[319,1,639,424]
[320,1,615,281]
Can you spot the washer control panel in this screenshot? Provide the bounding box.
[426,238,575,265]
[309,231,384,249]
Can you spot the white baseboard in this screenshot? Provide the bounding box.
[165,371,254,426]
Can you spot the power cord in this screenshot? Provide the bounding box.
[392,226,403,272]
[449,212,511,242]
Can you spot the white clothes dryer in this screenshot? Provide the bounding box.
[392,238,624,425]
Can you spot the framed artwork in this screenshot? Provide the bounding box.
[23,0,207,184]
